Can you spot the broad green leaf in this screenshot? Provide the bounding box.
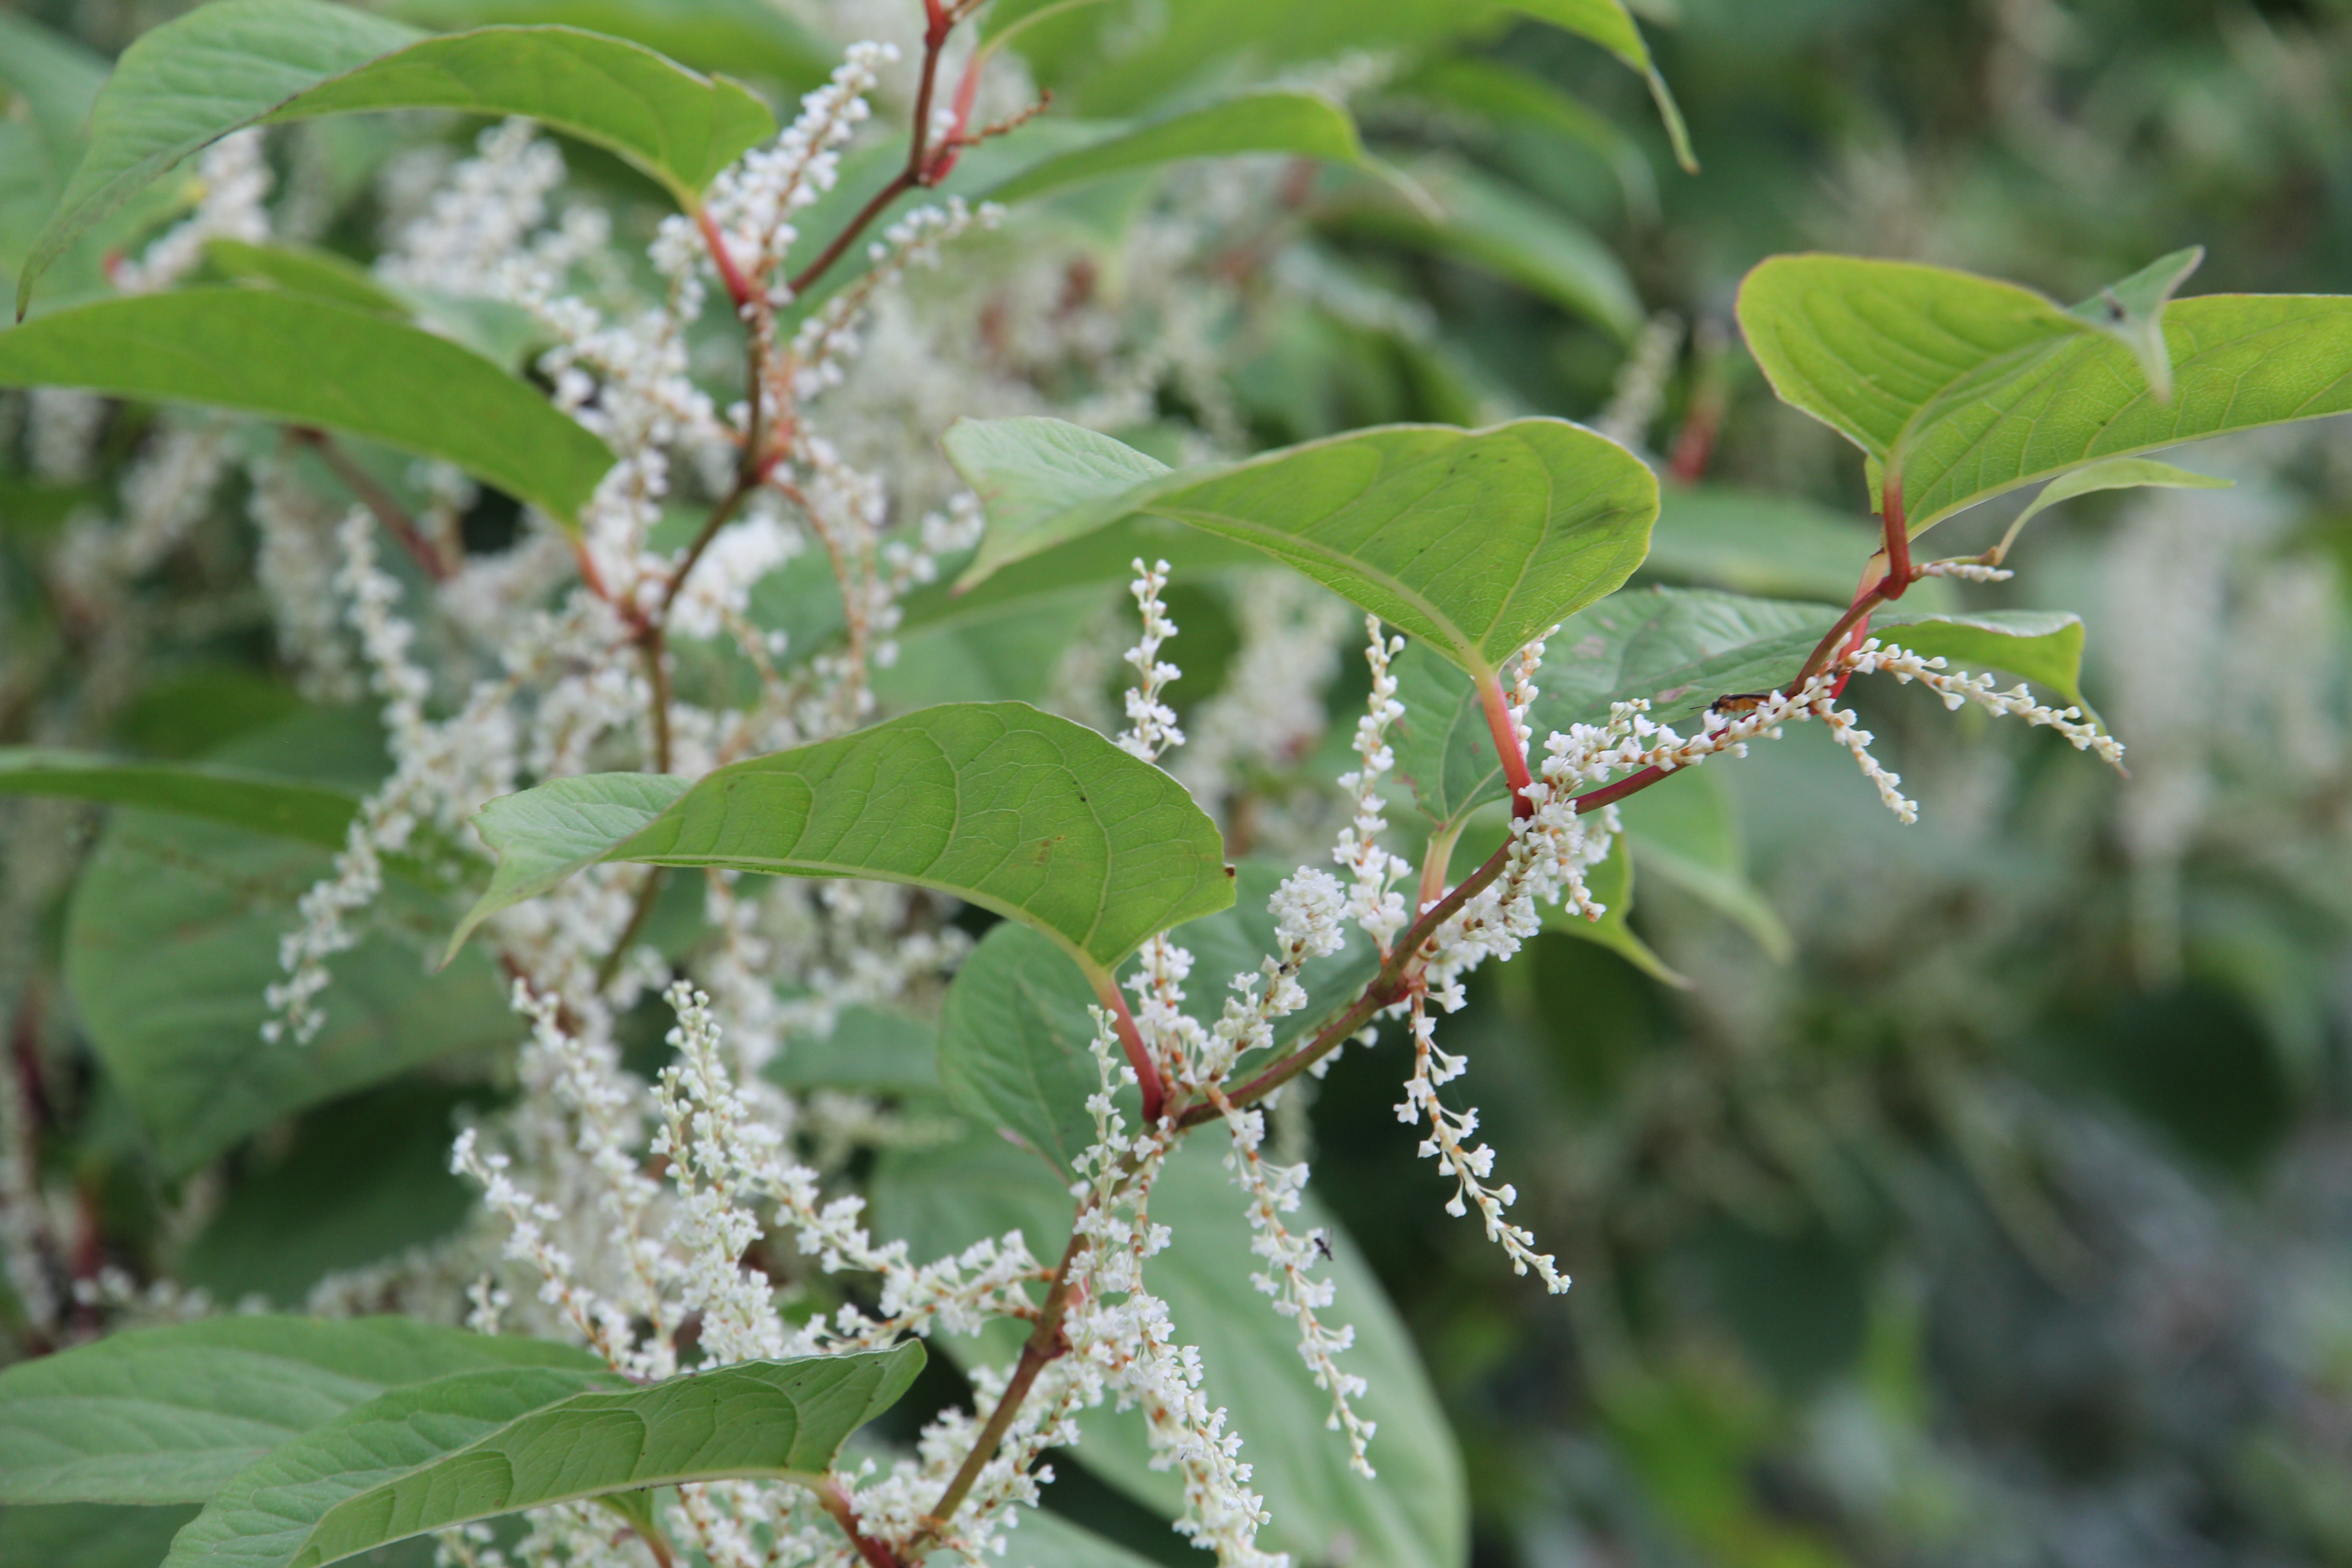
[976,1509,1166,1568]
[0,1504,200,1568]
[442,770,692,963]
[67,712,516,1172]
[16,0,419,314]
[1320,157,1644,340]
[201,238,410,314]
[2067,246,2204,400]
[19,0,776,309]
[257,24,776,200]
[764,1005,942,1095]
[1736,253,2352,537]
[1615,767,1792,962]
[0,1318,602,1505]
[181,1085,480,1306]
[160,1367,624,1568]
[0,749,362,850]
[876,586,1112,710]
[1392,586,2099,829]
[951,418,1658,681]
[1988,457,2230,564]
[938,922,1125,1177]
[941,416,1172,554]
[0,291,614,529]
[1644,486,1884,602]
[454,704,1235,977]
[988,90,1363,204]
[873,1131,1469,1568]
[167,1348,923,1568]
[384,0,833,85]
[1508,0,1695,172]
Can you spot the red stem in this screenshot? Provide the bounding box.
[695,206,758,313]
[1476,671,1537,821]
[1096,978,1165,1124]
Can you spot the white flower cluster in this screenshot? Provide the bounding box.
[691,42,896,304]
[1334,616,1415,951]
[1117,556,1186,761]
[1063,1020,1286,1567]
[1397,991,1570,1293]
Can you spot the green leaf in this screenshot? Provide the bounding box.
[201,238,411,314]
[1394,56,1656,215]
[0,1504,201,1568]
[443,770,693,963]
[938,922,1123,1177]
[1615,768,1791,962]
[256,24,777,201]
[973,1509,1166,1568]
[66,710,515,1172]
[1643,485,1884,602]
[764,1005,941,1096]
[455,704,1234,978]
[17,0,419,314]
[2066,246,2204,400]
[383,0,834,85]
[1988,456,2230,564]
[1320,157,1644,341]
[1507,0,1695,172]
[1736,252,2352,537]
[873,1132,1469,1568]
[181,1084,481,1306]
[0,1318,603,1506]
[987,90,1363,204]
[166,1348,923,1568]
[0,749,363,850]
[1392,586,2099,828]
[19,0,776,308]
[0,291,614,529]
[951,417,1658,681]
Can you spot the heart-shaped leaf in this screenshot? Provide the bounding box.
[1392,586,2098,830]
[0,1318,602,1506]
[162,1347,921,1568]
[0,291,615,529]
[1737,251,2352,537]
[382,0,835,85]
[988,90,1362,204]
[451,703,1234,981]
[18,0,775,310]
[950,417,1657,682]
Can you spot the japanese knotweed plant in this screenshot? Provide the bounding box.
[4,3,2352,1568]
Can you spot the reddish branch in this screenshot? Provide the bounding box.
[292,427,454,581]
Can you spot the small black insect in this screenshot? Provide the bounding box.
[1309,1231,1335,1262]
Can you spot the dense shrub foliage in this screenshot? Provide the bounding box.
[5,2,2352,1566]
